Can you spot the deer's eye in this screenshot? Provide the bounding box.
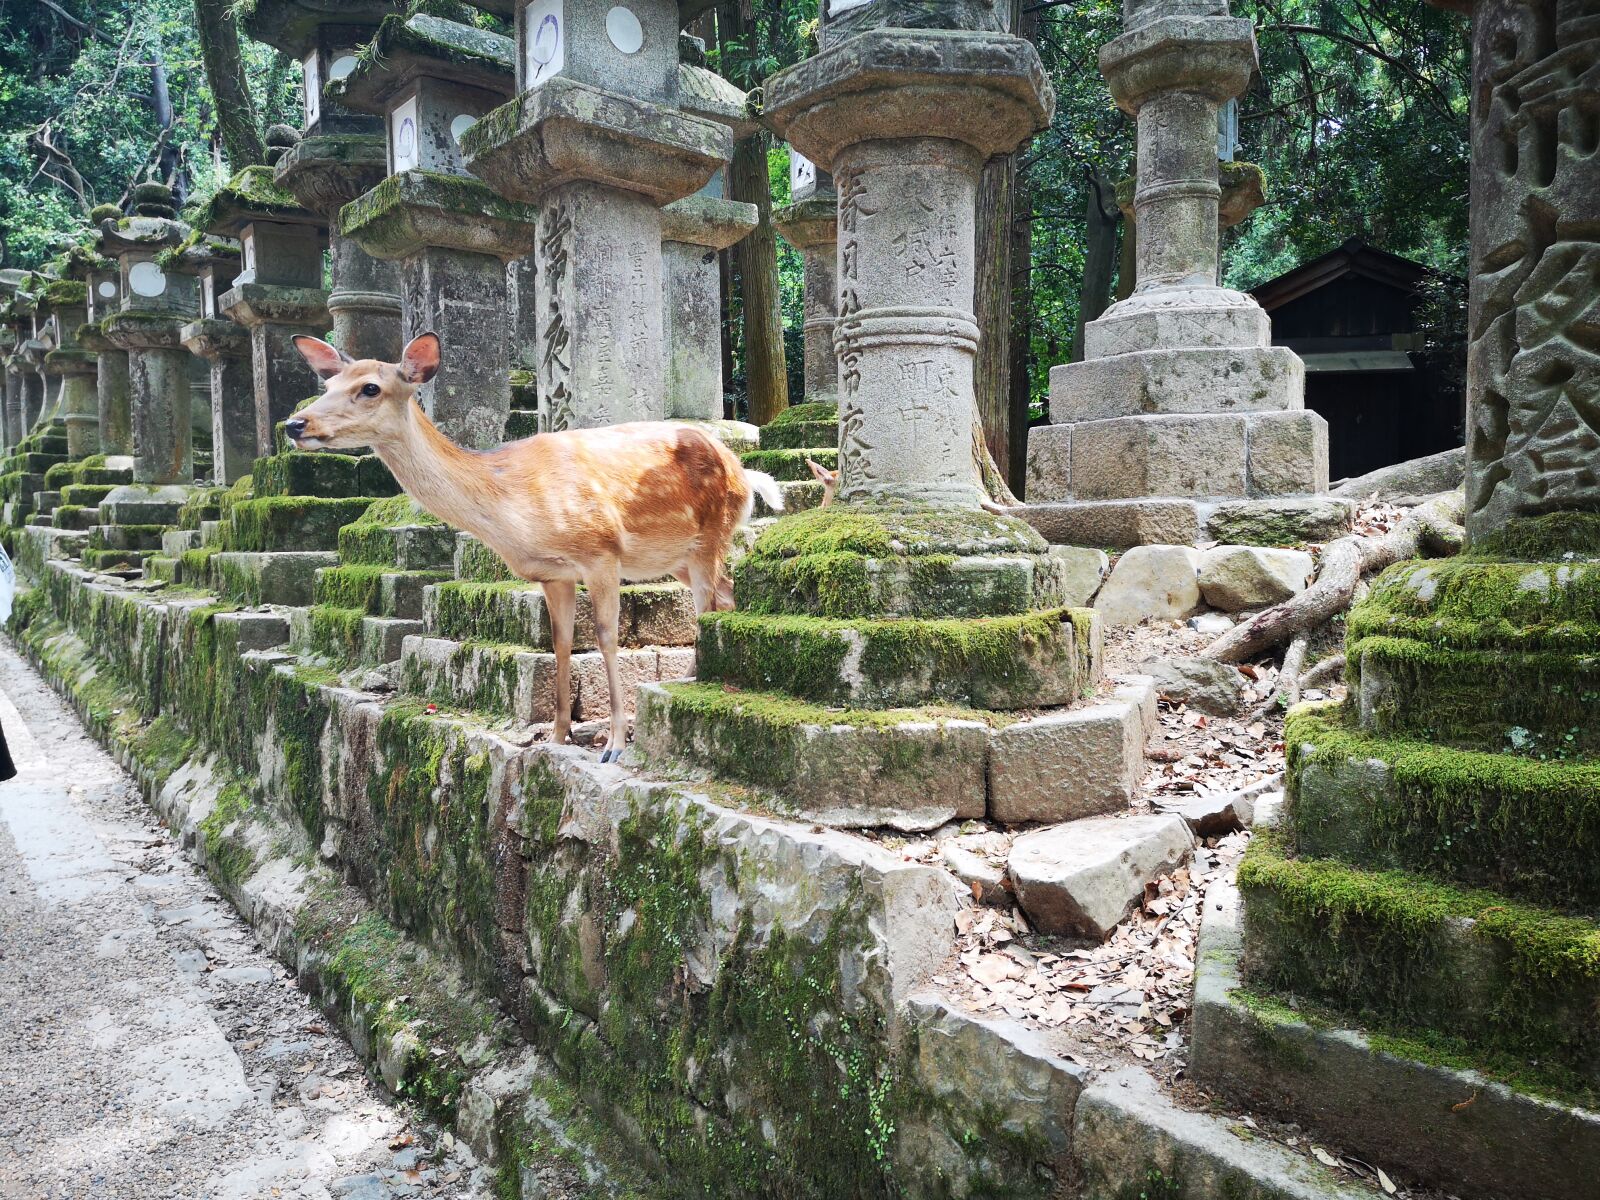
[360,383,381,398]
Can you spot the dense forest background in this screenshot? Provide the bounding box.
[0,0,1470,480]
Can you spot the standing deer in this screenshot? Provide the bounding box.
[286,333,783,762]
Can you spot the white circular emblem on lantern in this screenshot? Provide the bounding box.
[605,6,643,54]
[128,261,167,298]
[97,281,118,300]
[328,54,358,82]
[450,114,478,143]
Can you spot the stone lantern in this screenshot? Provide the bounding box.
[98,181,200,517]
[0,270,31,447]
[772,147,839,407]
[460,0,732,431]
[660,49,758,423]
[37,278,98,459]
[249,1,407,363]
[176,237,255,485]
[197,166,332,461]
[335,13,537,448]
[7,289,46,439]
[83,217,134,456]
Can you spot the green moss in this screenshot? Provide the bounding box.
[339,170,536,254]
[1349,559,1600,652]
[313,564,389,612]
[190,164,304,234]
[1468,511,1600,561]
[767,402,839,427]
[737,447,837,481]
[1284,705,1600,905]
[1238,827,1600,1088]
[198,782,257,888]
[222,495,376,552]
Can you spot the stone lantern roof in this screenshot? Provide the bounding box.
[191,166,326,239]
[678,62,754,139]
[330,13,515,112]
[239,0,398,54]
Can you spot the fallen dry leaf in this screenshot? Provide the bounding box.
[1377,1167,1397,1195]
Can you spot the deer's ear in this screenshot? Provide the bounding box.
[293,335,352,381]
[805,458,837,486]
[400,333,441,385]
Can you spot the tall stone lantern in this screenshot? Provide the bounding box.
[251,0,407,362]
[201,167,332,460]
[772,148,839,407]
[460,0,733,431]
[7,290,46,438]
[0,274,35,446]
[1025,0,1328,547]
[98,182,200,517]
[335,13,537,448]
[176,237,255,485]
[37,279,99,459]
[81,219,134,458]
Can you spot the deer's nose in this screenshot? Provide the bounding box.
[284,417,307,439]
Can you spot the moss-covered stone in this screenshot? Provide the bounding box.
[757,402,837,452]
[252,450,398,499]
[1238,827,1600,1094]
[738,447,838,481]
[221,496,377,552]
[1468,511,1600,561]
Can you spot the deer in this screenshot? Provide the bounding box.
[285,333,783,763]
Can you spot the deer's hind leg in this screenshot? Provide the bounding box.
[541,579,577,746]
[583,565,628,764]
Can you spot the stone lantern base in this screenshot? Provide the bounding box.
[1190,514,1600,1199]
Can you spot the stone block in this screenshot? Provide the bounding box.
[1204,497,1354,546]
[1246,410,1328,496]
[988,680,1154,825]
[399,636,561,723]
[1198,545,1314,612]
[210,551,339,607]
[1022,499,1201,550]
[1024,423,1071,503]
[1009,813,1193,939]
[1094,545,1201,627]
[631,682,989,832]
[1071,414,1248,500]
[1190,882,1600,1200]
[573,649,677,722]
[1048,345,1303,423]
[1049,545,1109,606]
[1073,1066,1378,1200]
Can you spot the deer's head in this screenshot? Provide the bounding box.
[284,333,441,451]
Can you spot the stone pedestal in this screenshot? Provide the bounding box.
[1189,7,1600,1197]
[181,318,254,486]
[1,346,19,449]
[461,7,733,429]
[772,169,839,406]
[82,261,133,455]
[39,284,98,458]
[661,192,757,420]
[17,338,45,435]
[1026,1,1325,546]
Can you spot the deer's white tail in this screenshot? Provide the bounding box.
[741,469,784,522]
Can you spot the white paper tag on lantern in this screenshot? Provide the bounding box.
[391,96,420,173]
[524,0,565,87]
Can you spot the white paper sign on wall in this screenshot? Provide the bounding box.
[827,0,876,14]
[790,150,816,196]
[391,96,420,174]
[524,0,565,88]
[302,51,322,128]
[202,274,215,317]
[129,261,167,298]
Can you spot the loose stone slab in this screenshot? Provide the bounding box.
[1198,545,1314,612]
[209,551,340,607]
[1094,545,1201,627]
[1137,654,1248,716]
[1191,881,1600,1200]
[1009,813,1193,939]
[1022,498,1202,550]
[989,678,1156,825]
[1205,497,1354,546]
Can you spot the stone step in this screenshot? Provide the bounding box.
[251,450,399,499]
[33,489,62,511]
[755,402,838,452]
[9,452,63,474]
[738,447,838,481]
[1192,879,1600,1200]
[51,505,98,531]
[1074,1067,1385,1200]
[453,532,513,582]
[25,514,54,527]
[1284,704,1600,909]
[89,523,167,552]
[631,676,1157,833]
[289,605,423,666]
[422,580,698,651]
[210,551,341,606]
[162,529,201,557]
[765,479,824,515]
[1008,812,1194,939]
[697,607,1100,710]
[143,556,179,583]
[313,566,452,620]
[339,501,457,570]
[1236,827,1600,1089]
[98,491,184,526]
[398,636,696,724]
[81,546,155,572]
[220,496,377,553]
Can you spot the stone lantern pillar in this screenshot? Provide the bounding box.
[0,270,28,447]
[460,0,732,431]
[80,239,134,457]
[336,13,537,448]
[199,167,332,459]
[98,183,200,510]
[25,276,64,429]
[177,238,256,485]
[4,295,44,441]
[1025,0,1327,547]
[772,148,839,407]
[765,21,1053,508]
[38,280,99,459]
[249,1,407,363]
[17,288,51,434]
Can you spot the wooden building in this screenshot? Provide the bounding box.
[1250,239,1463,482]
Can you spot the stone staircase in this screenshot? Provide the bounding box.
[0,421,69,530]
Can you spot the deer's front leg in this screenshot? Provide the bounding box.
[585,567,626,764]
[541,579,577,746]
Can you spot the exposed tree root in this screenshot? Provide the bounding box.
[1202,492,1465,665]
[1300,653,1346,690]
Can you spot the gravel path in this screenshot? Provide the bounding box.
[0,642,492,1200]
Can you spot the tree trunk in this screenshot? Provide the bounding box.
[729,133,789,424]
[1115,160,1137,301]
[974,151,1014,483]
[1073,172,1118,361]
[194,0,266,169]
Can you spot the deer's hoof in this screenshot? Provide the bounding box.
[599,747,623,764]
